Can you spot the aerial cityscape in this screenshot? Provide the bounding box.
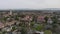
[0,10,60,34]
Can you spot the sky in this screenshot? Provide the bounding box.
[0,0,60,10]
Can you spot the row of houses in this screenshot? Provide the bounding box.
[0,11,56,34]
[0,14,53,28]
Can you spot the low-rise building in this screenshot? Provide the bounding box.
[5,20,16,26]
[47,18,53,24]
[0,22,4,29]
[12,30,21,34]
[45,24,53,30]
[20,15,32,21]
[2,26,12,32]
[34,31,44,34]
[37,16,45,24]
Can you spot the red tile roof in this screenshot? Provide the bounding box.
[37,16,45,22]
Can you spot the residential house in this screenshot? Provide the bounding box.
[6,18,12,22]
[3,14,9,17]
[24,15,32,22]
[12,30,21,34]
[16,29,21,34]
[20,15,32,21]
[5,20,16,26]
[55,25,60,34]
[34,31,44,34]
[54,12,60,23]
[2,26,12,32]
[27,29,33,34]
[47,18,53,24]
[5,32,12,34]
[0,22,4,29]
[20,15,33,29]
[56,15,60,23]
[17,31,21,34]
[45,24,53,30]
[12,31,17,34]
[37,16,45,24]
[57,18,60,23]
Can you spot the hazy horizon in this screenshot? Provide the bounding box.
[0,0,60,10]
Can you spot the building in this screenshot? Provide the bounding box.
[12,30,21,34]
[37,16,45,23]
[45,24,53,30]
[20,15,32,22]
[5,20,16,26]
[34,31,44,34]
[10,10,13,15]
[0,22,4,29]
[47,18,53,24]
[27,29,33,34]
[2,26,12,32]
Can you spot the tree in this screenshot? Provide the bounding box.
[52,24,57,28]
[44,16,48,23]
[10,16,14,18]
[0,32,2,34]
[21,27,27,34]
[35,24,44,31]
[32,15,36,22]
[1,16,9,21]
[51,16,57,24]
[30,22,35,27]
[14,15,19,20]
[20,15,25,18]
[2,31,6,34]
[12,26,16,31]
[3,17,7,21]
[44,30,52,34]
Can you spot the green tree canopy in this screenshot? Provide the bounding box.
[35,24,44,31]
[0,32,2,34]
[1,16,9,21]
[12,26,16,31]
[30,22,35,27]
[21,27,27,34]
[44,30,52,34]
[51,16,57,24]
[20,15,25,18]
[44,16,48,23]
[2,31,6,34]
[14,15,19,20]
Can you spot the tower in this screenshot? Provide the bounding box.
[10,10,12,15]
